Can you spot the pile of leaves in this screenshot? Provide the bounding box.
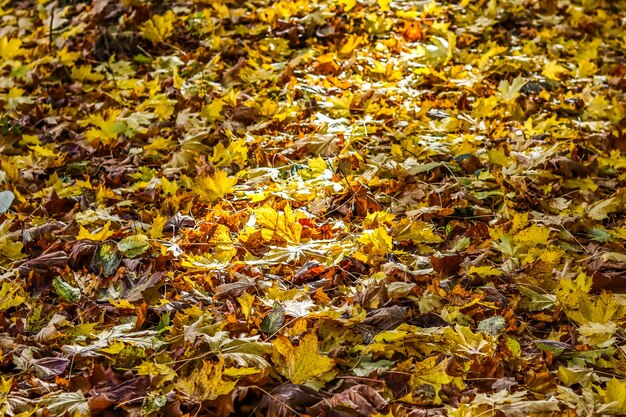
[1,0,626,415]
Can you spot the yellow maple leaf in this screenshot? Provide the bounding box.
[0,282,26,311]
[210,224,236,262]
[77,221,115,241]
[29,145,61,158]
[141,11,176,44]
[57,48,81,66]
[210,139,248,168]
[498,76,526,102]
[244,204,304,245]
[576,59,597,78]
[514,224,550,247]
[194,170,238,202]
[201,99,224,121]
[542,60,569,80]
[0,36,24,60]
[596,379,626,415]
[71,65,105,83]
[160,176,178,196]
[471,95,499,119]
[238,292,255,319]
[401,356,459,405]
[4,87,34,110]
[1,376,12,413]
[337,0,357,11]
[568,292,625,325]
[340,35,361,55]
[136,361,177,387]
[300,156,328,180]
[394,219,442,244]
[150,214,168,239]
[271,332,335,384]
[584,94,610,119]
[358,227,393,254]
[99,340,127,355]
[176,356,236,401]
[378,0,391,12]
[468,265,502,278]
[444,325,494,357]
[85,110,128,145]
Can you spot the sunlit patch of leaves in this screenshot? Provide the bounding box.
[0,0,626,416]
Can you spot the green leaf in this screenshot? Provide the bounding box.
[518,285,556,312]
[52,277,81,302]
[498,76,526,102]
[587,197,620,221]
[91,241,122,276]
[534,339,574,356]
[117,234,150,258]
[261,302,285,336]
[0,190,14,214]
[478,315,506,336]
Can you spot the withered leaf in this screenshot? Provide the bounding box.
[18,251,69,276]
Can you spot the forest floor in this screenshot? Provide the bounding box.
[1,0,626,416]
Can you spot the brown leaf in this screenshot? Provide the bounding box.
[18,251,69,276]
[430,254,464,276]
[308,385,387,417]
[88,377,149,412]
[361,305,408,330]
[163,212,195,234]
[293,260,327,284]
[121,271,165,301]
[33,356,71,380]
[258,384,326,417]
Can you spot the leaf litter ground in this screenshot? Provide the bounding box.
[1,0,626,416]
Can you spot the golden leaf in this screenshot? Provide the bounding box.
[401,356,458,405]
[77,221,115,242]
[0,36,23,60]
[176,356,236,401]
[141,11,176,44]
[237,292,255,319]
[194,170,238,202]
[271,332,335,384]
[358,227,392,254]
[244,204,304,245]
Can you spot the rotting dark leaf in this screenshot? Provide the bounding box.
[22,221,66,244]
[534,340,575,356]
[293,259,327,284]
[431,254,464,276]
[121,271,165,302]
[18,251,69,276]
[412,313,450,328]
[307,384,387,417]
[258,384,326,417]
[33,356,71,380]
[361,305,408,331]
[163,212,195,234]
[87,377,149,413]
